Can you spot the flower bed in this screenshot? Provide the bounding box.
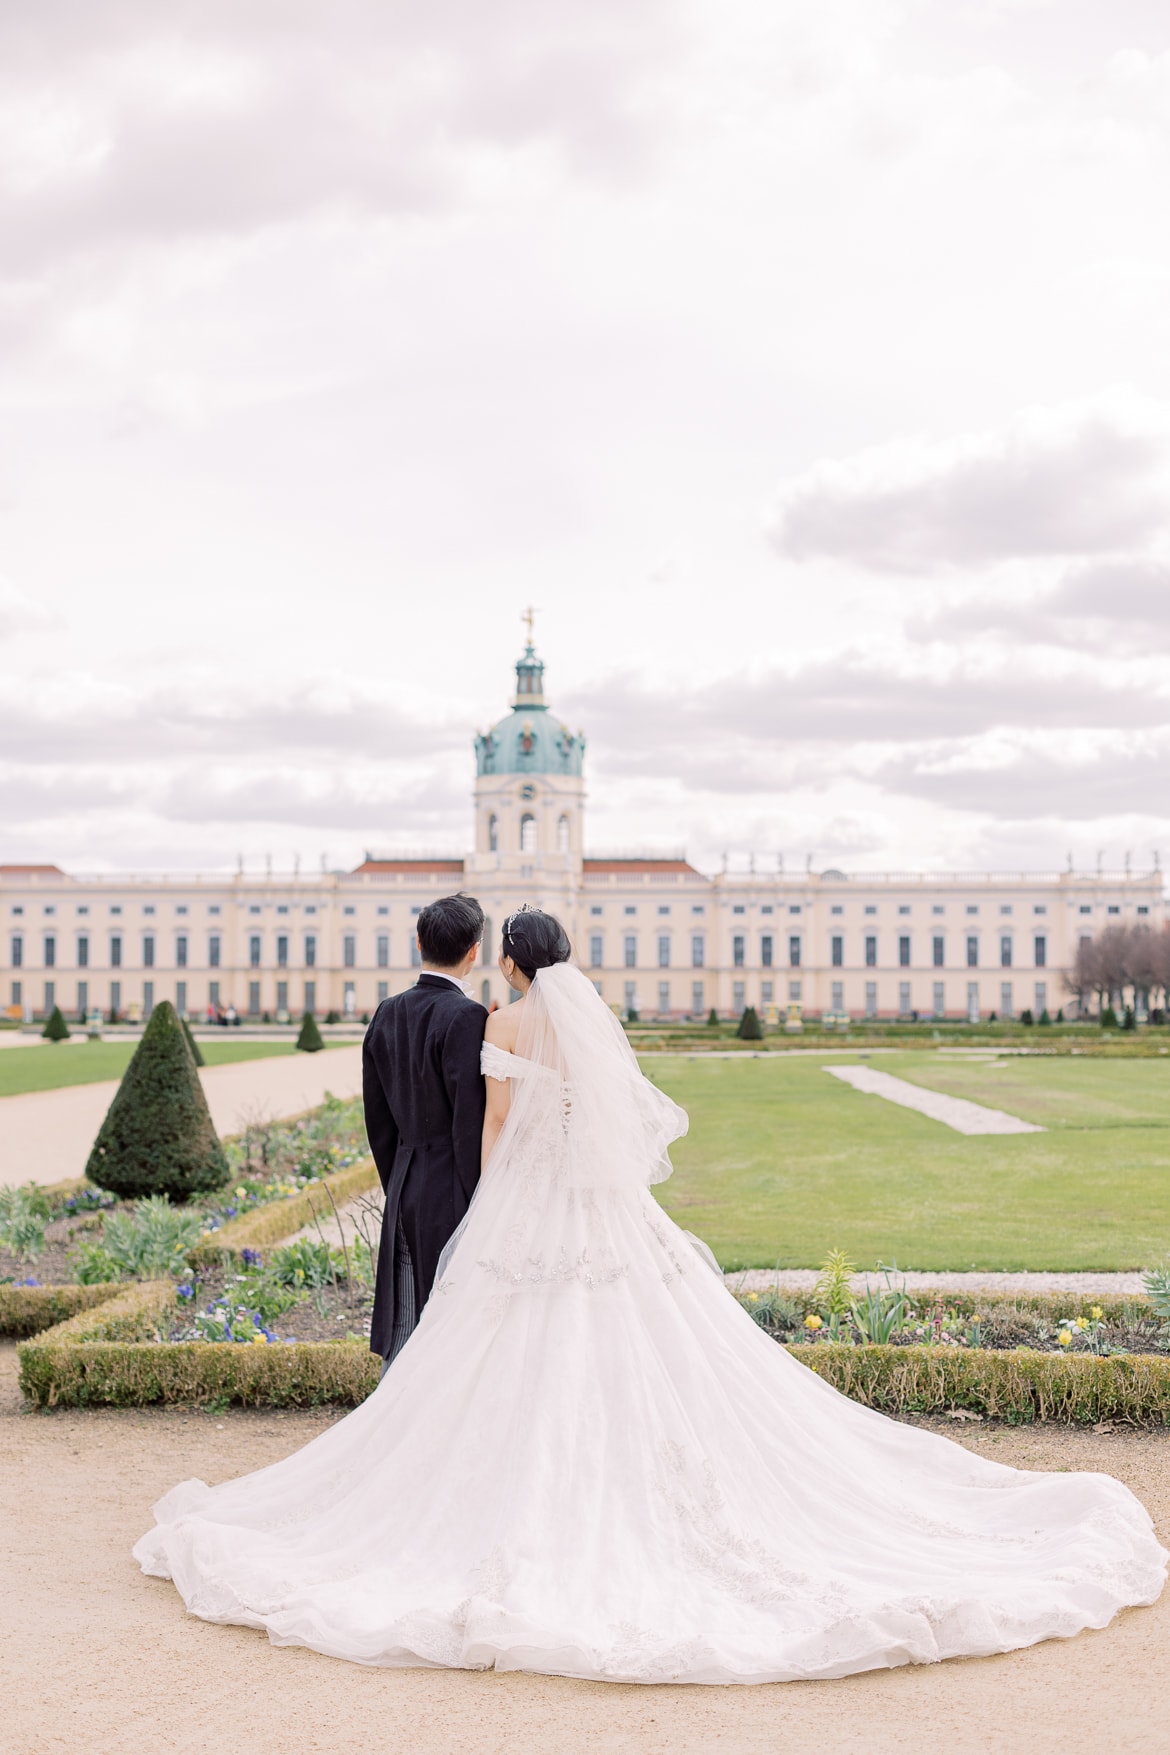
[0,1096,373,1295]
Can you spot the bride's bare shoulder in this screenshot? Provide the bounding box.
[485,1003,523,1050]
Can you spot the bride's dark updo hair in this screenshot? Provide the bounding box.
[502,907,572,982]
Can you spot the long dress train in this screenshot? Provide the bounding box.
[134,965,1166,1684]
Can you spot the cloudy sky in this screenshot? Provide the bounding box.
[3,0,1170,877]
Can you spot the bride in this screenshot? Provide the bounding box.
[135,909,1166,1683]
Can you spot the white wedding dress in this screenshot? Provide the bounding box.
[135,964,1166,1683]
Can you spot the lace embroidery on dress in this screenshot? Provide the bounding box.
[477,1243,628,1290]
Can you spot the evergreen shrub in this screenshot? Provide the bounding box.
[706,1007,720,1026]
[296,1012,325,1053]
[85,1000,230,1203]
[1038,1008,1052,1026]
[42,1005,70,1042]
[1020,1008,1034,1026]
[180,1015,205,1067]
[1123,1006,1137,1032]
[1101,1005,1119,1028]
[736,1005,763,1040]
[325,1009,341,1025]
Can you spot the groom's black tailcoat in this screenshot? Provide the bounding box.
[362,974,487,1358]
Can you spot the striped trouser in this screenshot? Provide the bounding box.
[380,1213,417,1378]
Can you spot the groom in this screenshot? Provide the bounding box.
[362,893,488,1371]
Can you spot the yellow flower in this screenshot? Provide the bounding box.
[804,1313,823,1331]
[250,1331,269,1345]
[1075,1316,1090,1331]
[1090,1306,1103,1321]
[747,1292,759,1302]
[1058,1330,1072,1347]
[235,1186,248,1199]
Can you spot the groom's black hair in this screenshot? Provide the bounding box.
[416,893,485,967]
[502,909,572,982]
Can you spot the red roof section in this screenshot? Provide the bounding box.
[353,859,465,875]
[583,859,703,876]
[0,864,66,875]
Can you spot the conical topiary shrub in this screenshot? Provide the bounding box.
[42,1004,70,1042]
[296,1011,324,1052]
[181,1015,205,1067]
[85,1000,229,1202]
[736,1005,763,1040]
[706,1007,720,1026]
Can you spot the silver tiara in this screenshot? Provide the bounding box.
[503,902,537,938]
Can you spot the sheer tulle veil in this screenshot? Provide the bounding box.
[436,962,690,1282]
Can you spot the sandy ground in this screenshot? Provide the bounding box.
[0,1045,363,1188]
[2,1344,1169,1755]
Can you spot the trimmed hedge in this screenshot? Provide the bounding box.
[738,1283,1151,1327]
[18,1281,178,1405]
[190,1156,380,1265]
[19,1336,380,1409]
[0,1281,125,1339]
[790,1342,1170,1427]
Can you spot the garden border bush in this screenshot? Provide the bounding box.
[788,1342,1170,1427]
[0,1281,126,1339]
[733,1282,1150,1326]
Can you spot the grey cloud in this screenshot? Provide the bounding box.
[911,557,1170,650]
[768,409,1170,572]
[0,686,468,766]
[874,744,1170,822]
[0,0,676,273]
[564,656,1170,773]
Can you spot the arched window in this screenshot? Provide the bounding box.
[557,814,570,852]
[481,915,493,966]
[520,813,537,853]
[488,814,498,852]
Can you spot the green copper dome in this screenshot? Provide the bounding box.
[474,644,586,778]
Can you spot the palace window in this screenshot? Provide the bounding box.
[343,935,356,969]
[932,936,944,967]
[10,935,22,968]
[691,934,705,968]
[733,935,745,968]
[376,935,389,968]
[1000,936,1012,968]
[788,936,801,967]
[77,936,89,968]
[624,935,637,968]
[44,935,56,968]
[657,935,671,968]
[966,936,978,968]
[112,935,124,969]
[520,814,537,853]
[277,935,289,968]
[488,814,499,853]
[143,935,155,969]
[1034,935,1047,967]
[176,936,187,969]
[304,935,317,968]
[761,934,773,967]
[557,815,570,853]
[249,936,261,969]
[590,935,603,968]
[865,935,876,967]
[831,936,843,968]
[898,936,910,967]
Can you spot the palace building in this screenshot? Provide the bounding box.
[2,640,1164,1025]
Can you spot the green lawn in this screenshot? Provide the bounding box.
[0,1038,306,1099]
[646,1052,1170,1272]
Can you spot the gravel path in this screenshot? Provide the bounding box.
[727,1267,1152,1297]
[826,1063,1045,1135]
[0,1046,364,1188]
[3,1342,1169,1753]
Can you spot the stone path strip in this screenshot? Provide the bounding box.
[826,1062,1045,1135]
[0,1045,364,1188]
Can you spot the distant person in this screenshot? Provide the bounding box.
[138,905,1167,1683]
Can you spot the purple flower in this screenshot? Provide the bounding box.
[17,1277,40,1288]
[224,1206,238,1219]
[241,1248,262,1268]
[176,1283,194,1300]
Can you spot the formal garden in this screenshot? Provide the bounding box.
[6,1001,1170,1423]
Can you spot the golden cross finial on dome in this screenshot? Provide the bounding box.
[521,605,538,645]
